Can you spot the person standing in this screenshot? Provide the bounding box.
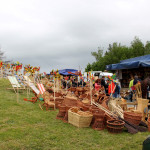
[95,79,101,91]
[101,76,106,87]
[129,76,134,101]
[105,79,110,96]
[113,82,120,98]
[108,80,116,96]
[133,75,141,85]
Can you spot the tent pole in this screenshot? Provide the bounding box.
[90,74,92,105]
[54,77,56,110]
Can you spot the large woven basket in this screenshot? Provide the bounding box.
[107,119,124,134]
[68,108,93,128]
[124,111,142,125]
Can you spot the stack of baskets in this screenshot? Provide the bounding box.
[56,105,66,120]
[107,120,125,134]
[89,106,100,126]
[124,111,142,125]
[63,105,72,122]
[92,110,105,130]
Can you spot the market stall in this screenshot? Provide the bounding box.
[106,54,150,88]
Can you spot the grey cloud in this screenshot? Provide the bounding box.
[1,0,150,73]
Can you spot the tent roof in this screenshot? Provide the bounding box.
[58,69,78,76]
[106,54,150,70]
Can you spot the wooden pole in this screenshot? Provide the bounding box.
[0,67,2,78]
[66,79,67,91]
[27,85,29,99]
[17,86,19,103]
[56,78,59,92]
[90,77,92,105]
[54,77,56,110]
[33,73,35,84]
[27,76,29,99]
[1,67,3,78]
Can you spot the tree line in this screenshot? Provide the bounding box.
[85,37,150,72]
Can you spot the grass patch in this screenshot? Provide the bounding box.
[0,78,148,150]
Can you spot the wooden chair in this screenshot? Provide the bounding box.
[23,76,40,103]
[15,74,26,89]
[7,76,25,93]
[24,76,47,103]
[39,91,55,111]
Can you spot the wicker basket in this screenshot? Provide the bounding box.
[68,107,93,128]
[107,119,124,134]
[124,111,142,125]
[92,118,105,130]
[107,120,124,128]
[107,126,124,134]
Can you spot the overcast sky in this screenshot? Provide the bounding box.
[0,0,150,73]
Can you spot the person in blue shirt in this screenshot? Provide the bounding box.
[113,82,120,98]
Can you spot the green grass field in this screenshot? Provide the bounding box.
[0,78,149,150]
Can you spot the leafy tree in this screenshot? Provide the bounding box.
[85,63,92,72]
[130,37,145,57]
[85,36,150,72]
[145,41,150,55]
[91,47,103,61]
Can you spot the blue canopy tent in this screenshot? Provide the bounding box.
[58,69,78,76]
[106,54,150,70]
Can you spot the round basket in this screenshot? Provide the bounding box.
[107,120,124,128]
[107,126,124,134]
[124,111,142,119]
[124,111,142,125]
